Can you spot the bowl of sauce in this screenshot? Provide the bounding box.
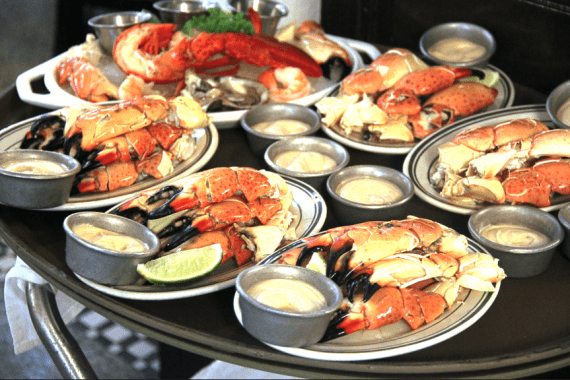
[326,165,414,225]
[468,205,564,278]
[0,150,81,209]
[235,264,343,347]
[546,80,570,130]
[419,22,496,68]
[264,136,349,191]
[241,103,321,156]
[64,212,161,285]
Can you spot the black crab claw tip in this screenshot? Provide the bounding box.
[362,282,381,303]
[114,207,149,226]
[30,115,65,137]
[321,57,352,83]
[146,186,184,220]
[469,68,486,80]
[325,244,352,279]
[346,273,371,303]
[146,185,182,206]
[320,310,348,343]
[156,216,194,239]
[295,245,327,267]
[163,225,200,252]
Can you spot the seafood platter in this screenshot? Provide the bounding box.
[8,8,550,363]
[404,105,570,214]
[234,217,505,359]
[16,8,374,129]
[0,95,218,210]
[72,167,327,300]
[316,48,514,154]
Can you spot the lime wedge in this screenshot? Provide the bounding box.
[306,252,327,276]
[137,244,223,284]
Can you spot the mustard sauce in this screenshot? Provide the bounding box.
[73,224,148,253]
[247,278,327,313]
[556,97,570,127]
[480,224,550,247]
[1,159,66,175]
[337,177,404,205]
[252,119,311,135]
[274,151,337,173]
[428,37,486,63]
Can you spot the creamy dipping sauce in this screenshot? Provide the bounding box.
[337,177,404,205]
[480,224,550,247]
[556,97,570,127]
[428,37,487,63]
[73,224,148,253]
[247,278,327,313]
[0,159,66,175]
[274,150,337,173]
[252,119,311,135]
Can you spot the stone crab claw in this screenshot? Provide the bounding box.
[409,82,499,139]
[341,48,428,96]
[441,173,506,206]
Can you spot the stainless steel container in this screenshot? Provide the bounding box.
[228,0,288,36]
[0,150,80,209]
[64,212,161,286]
[241,103,320,156]
[419,22,496,68]
[326,165,414,226]
[546,80,570,130]
[468,205,564,278]
[88,11,153,54]
[153,0,220,31]
[236,264,343,347]
[264,136,349,193]
[557,204,570,261]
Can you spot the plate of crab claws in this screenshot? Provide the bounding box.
[74,168,327,300]
[233,217,504,360]
[0,95,219,211]
[16,11,380,129]
[403,104,570,215]
[316,48,515,155]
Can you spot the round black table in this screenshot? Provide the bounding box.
[2,79,570,378]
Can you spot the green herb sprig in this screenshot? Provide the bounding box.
[182,8,254,36]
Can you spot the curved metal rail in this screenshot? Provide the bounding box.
[25,282,97,379]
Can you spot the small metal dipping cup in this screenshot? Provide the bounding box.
[153,0,220,30]
[241,103,320,156]
[326,165,414,226]
[0,150,80,209]
[419,22,496,68]
[236,264,343,347]
[228,0,288,36]
[64,212,161,286]
[88,11,153,54]
[468,205,564,278]
[264,136,349,193]
[546,80,570,130]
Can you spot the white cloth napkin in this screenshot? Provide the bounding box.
[4,257,85,355]
[192,360,300,379]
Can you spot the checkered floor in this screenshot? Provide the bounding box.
[0,238,160,379]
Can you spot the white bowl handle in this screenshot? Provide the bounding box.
[16,56,80,110]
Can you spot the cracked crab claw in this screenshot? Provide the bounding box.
[431,142,484,188]
[339,95,389,135]
[315,94,359,127]
[456,253,506,292]
[441,175,506,205]
[466,149,518,179]
[368,114,414,143]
